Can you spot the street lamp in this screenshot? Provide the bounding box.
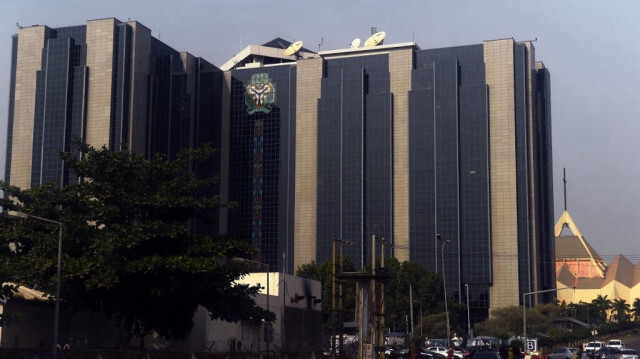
[522,286,573,352]
[233,257,271,358]
[438,234,451,347]
[399,276,414,339]
[465,284,472,343]
[8,211,62,359]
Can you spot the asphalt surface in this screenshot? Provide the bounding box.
[617,331,640,351]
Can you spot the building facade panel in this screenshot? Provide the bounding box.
[293,58,323,271]
[485,38,521,309]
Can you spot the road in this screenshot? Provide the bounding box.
[618,331,640,351]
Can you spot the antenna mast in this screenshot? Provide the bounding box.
[563,167,567,211]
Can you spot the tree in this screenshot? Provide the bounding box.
[611,298,630,322]
[591,295,612,324]
[296,258,356,335]
[633,298,640,322]
[0,143,272,344]
[474,306,549,339]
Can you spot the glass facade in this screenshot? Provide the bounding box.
[227,65,296,270]
[409,44,491,321]
[30,26,87,188]
[316,54,393,269]
[535,66,555,302]
[6,20,224,226]
[6,27,555,322]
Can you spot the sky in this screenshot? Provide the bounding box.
[1,0,639,263]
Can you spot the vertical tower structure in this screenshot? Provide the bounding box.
[5,19,222,200]
[221,37,554,320]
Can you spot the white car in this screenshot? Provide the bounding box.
[427,346,449,355]
[586,342,606,353]
[427,346,464,359]
[615,349,638,359]
[607,340,624,350]
[548,348,578,359]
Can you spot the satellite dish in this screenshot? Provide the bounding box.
[364,31,386,47]
[284,40,304,56]
[351,38,361,49]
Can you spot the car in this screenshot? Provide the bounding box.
[607,340,625,350]
[387,346,410,358]
[597,347,620,359]
[614,349,638,359]
[471,351,500,359]
[420,348,447,359]
[384,347,410,359]
[428,346,450,355]
[453,347,472,358]
[586,342,607,354]
[548,348,579,359]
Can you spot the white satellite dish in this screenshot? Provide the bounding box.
[364,31,386,48]
[351,38,361,49]
[284,40,304,56]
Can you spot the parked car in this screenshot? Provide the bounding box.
[607,340,625,350]
[428,346,450,355]
[597,347,620,359]
[548,348,579,359]
[421,348,447,359]
[472,351,500,359]
[585,342,607,354]
[453,346,472,358]
[614,349,638,359]
[387,346,410,358]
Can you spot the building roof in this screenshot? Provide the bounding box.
[220,37,317,71]
[261,37,314,53]
[1,283,49,303]
[554,210,606,277]
[555,235,603,261]
[603,255,635,287]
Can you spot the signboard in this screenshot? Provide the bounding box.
[526,339,538,353]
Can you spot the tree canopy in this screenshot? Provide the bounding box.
[0,143,272,343]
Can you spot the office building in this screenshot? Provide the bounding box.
[222,37,555,321]
[5,20,555,321]
[5,18,222,208]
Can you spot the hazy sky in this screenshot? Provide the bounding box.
[1,0,639,263]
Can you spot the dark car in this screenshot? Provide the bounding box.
[387,346,410,358]
[472,351,501,359]
[420,349,447,359]
[598,347,620,359]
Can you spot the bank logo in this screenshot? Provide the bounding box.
[245,73,275,114]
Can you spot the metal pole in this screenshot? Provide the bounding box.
[282,252,286,358]
[441,238,450,347]
[53,222,62,359]
[409,283,414,339]
[266,263,270,359]
[465,284,471,342]
[332,239,336,358]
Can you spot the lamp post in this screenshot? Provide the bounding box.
[438,234,451,347]
[522,286,573,352]
[465,284,472,343]
[399,276,414,339]
[9,211,62,359]
[233,257,271,358]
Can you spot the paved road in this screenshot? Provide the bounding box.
[618,331,640,351]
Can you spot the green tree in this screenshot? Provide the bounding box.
[611,298,630,322]
[296,257,356,335]
[0,143,272,344]
[474,305,549,339]
[591,295,612,324]
[633,298,640,322]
